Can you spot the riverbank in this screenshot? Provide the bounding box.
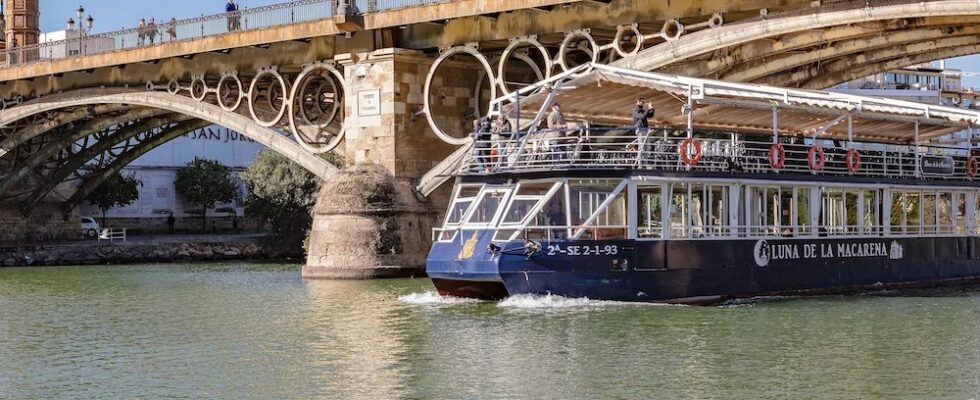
[0,234,298,267]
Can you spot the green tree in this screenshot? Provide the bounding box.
[175,157,237,232]
[240,150,321,253]
[86,171,141,227]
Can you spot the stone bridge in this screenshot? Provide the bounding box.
[1,0,979,277]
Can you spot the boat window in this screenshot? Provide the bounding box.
[890,190,921,235]
[500,181,561,226]
[922,191,937,234]
[566,179,627,240]
[975,193,980,235]
[466,190,509,225]
[569,180,618,226]
[520,185,570,241]
[955,192,967,235]
[669,183,689,238]
[797,187,812,236]
[638,185,664,238]
[444,185,482,226]
[447,199,474,225]
[938,192,953,235]
[746,185,794,237]
[862,190,879,234]
[502,199,540,224]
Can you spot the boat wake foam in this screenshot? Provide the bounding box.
[497,294,664,309]
[398,291,483,306]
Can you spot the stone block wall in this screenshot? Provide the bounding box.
[0,203,78,244]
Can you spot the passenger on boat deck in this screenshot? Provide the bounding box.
[491,115,513,167]
[472,117,493,171]
[547,103,571,160]
[628,97,656,152]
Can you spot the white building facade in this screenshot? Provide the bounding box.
[80,126,266,232]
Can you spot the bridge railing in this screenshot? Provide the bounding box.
[0,0,446,68]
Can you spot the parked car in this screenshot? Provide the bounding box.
[81,217,101,238]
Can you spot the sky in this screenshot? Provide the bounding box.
[29,1,980,89]
[36,0,280,32]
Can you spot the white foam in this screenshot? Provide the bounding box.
[497,293,653,309]
[398,291,483,306]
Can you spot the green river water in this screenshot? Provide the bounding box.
[1,262,980,399]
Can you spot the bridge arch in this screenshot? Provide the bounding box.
[0,89,337,179]
[613,0,980,87]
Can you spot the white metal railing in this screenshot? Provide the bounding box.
[98,228,127,242]
[463,127,974,181]
[0,0,445,68]
[434,222,971,243]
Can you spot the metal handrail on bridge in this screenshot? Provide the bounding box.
[0,0,447,68]
[462,127,978,182]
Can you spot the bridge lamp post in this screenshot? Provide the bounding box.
[67,5,94,57]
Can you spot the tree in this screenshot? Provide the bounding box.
[86,171,141,227]
[175,158,237,232]
[240,150,321,253]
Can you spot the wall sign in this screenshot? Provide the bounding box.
[357,89,381,116]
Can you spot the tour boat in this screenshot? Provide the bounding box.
[425,63,980,304]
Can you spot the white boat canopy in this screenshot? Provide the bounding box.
[494,63,980,143]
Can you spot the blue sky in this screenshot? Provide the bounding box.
[32,1,980,89]
[37,0,278,32]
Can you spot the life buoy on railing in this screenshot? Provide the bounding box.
[768,143,786,170]
[679,138,702,166]
[807,145,826,172]
[845,149,861,174]
[968,156,979,178]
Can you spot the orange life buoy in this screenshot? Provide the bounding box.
[968,157,979,178]
[768,143,786,170]
[679,138,702,166]
[807,145,826,172]
[845,149,861,174]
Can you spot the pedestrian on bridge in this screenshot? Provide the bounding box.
[226,0,241,31]
[147,18,159,44]
[137,19,147,46]
[168,18,178,41]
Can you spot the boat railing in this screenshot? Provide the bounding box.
[463,127,974,181]
[434,222,967,243]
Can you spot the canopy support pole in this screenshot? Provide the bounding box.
[847,114,853,146]
[771,105,778,143]
[514,90,521,142]
[914,120,921,178]
[686,96,694,139]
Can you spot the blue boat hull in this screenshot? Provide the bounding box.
[427,233,980,304]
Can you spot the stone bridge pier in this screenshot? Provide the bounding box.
[303,48,473,279]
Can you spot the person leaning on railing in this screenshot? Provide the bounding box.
[491,114,512,169]
[546,103,569,161]
[471,117,493,172]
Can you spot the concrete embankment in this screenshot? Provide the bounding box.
[0,236,287,267]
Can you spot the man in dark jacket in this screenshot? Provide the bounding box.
[632,97,655,131]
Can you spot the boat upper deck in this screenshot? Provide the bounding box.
[459,64,980,183]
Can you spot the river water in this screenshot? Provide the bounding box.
[1,263,980,399]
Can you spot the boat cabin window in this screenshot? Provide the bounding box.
[569,179,627,240]
[890,190,921,235]
[466,189,509,225]
[746,185,795,237]
[637,185,664,238]
[445,185,482,225]
[496,181,563,241]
